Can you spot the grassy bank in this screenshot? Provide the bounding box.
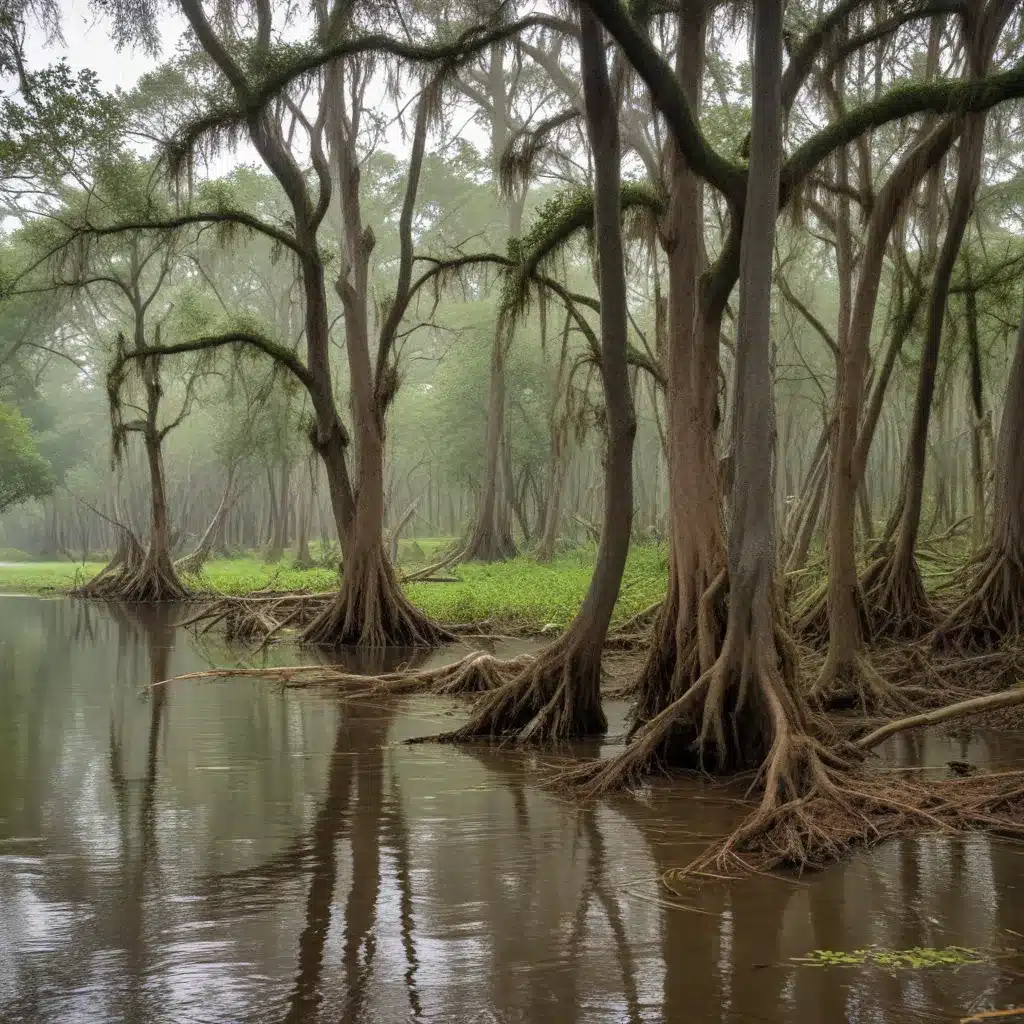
[0,543,669,633]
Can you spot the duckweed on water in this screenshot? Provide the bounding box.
[793,946,987,970]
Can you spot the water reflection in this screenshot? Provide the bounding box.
[0,598,1022,1023]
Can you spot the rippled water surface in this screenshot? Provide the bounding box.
[1,597,1023,1023]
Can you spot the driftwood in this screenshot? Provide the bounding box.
[855,686,1024,750]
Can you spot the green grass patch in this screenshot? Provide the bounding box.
[0,561,106,592]
[184,558,341,595]
[0,543,668,632]
[406,543,667,630]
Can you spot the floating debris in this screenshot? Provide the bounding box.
[792,946,988,970]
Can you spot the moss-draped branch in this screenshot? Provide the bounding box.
[582,0,1024,210]
[577,0,746,203]
[10,210,302,295]
[168,15,576,177]
[108,331,315,392]
[781,63,1024,200]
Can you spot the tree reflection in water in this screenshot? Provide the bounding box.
[2,600,1024,1023]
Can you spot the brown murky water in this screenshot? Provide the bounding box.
[1,598,1023,1023]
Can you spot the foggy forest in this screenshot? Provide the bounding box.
[2,0,1024,1019]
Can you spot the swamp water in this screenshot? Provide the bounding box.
[1,596,1022,1023]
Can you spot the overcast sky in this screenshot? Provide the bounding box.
[24,3,186,92]
[18,1,488,173]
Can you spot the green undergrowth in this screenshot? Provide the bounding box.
[406,543,668,631]
[0,561,106,592]
[0,543,669,632]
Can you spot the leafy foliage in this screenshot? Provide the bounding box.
[0,403,53,514]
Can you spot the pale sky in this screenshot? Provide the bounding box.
[18,1,489,175]
[24,2,186,93]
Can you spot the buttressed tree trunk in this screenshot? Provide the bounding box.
[583,0,826,794]
[174,0,454,645]
[859,0,1012,640]
[807,118,957,706]
[629,0,731,737]
[441,4,635,742]
[936,294,1024,648]
[86,314,192,603]
[303,55,451,647]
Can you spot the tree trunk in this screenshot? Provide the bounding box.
[802,117,954,691]
[583,0,821,791]
[266,460,291,562]
[303,78,448,647]
[785,444,829,575]
[965,288,988,550]
[860,0,1013,638]
[388,499,419,565]
[936,294,1024,648]
[295,468,314,568]
[176,466,235,575]
[462,336,518,562]
[135,429,190,599]
[462,42,523,564]
[630,0,730,733]
[536,443,568,563]
[441,5,635,741]
[862,108,987,638]
[83,367,189,601]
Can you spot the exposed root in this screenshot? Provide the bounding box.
[604,601,663,653]
[809,646,910,716]
[426,631,607,744]
[460,518,517,563]
[301,544,453,647]
[180,592,331,643]
[630,571,729,734]
[791,579,830,646]
[879,643,1024,726]
[933,546,1024,651]
[75,528,145,596]
[364,651,533,697]
[154,651,534,698]
[177,544,454,648]
[571,606,817,799]
[77,550,192,602]
[603,652,646,698]
[686,766,1024,876]
[859,550,937,641]
[666,678,1024,877]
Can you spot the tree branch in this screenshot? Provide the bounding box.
[111,332,314,392]
[776,273,839,358]
[781,61,1024,201]
[579,0,745,203]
